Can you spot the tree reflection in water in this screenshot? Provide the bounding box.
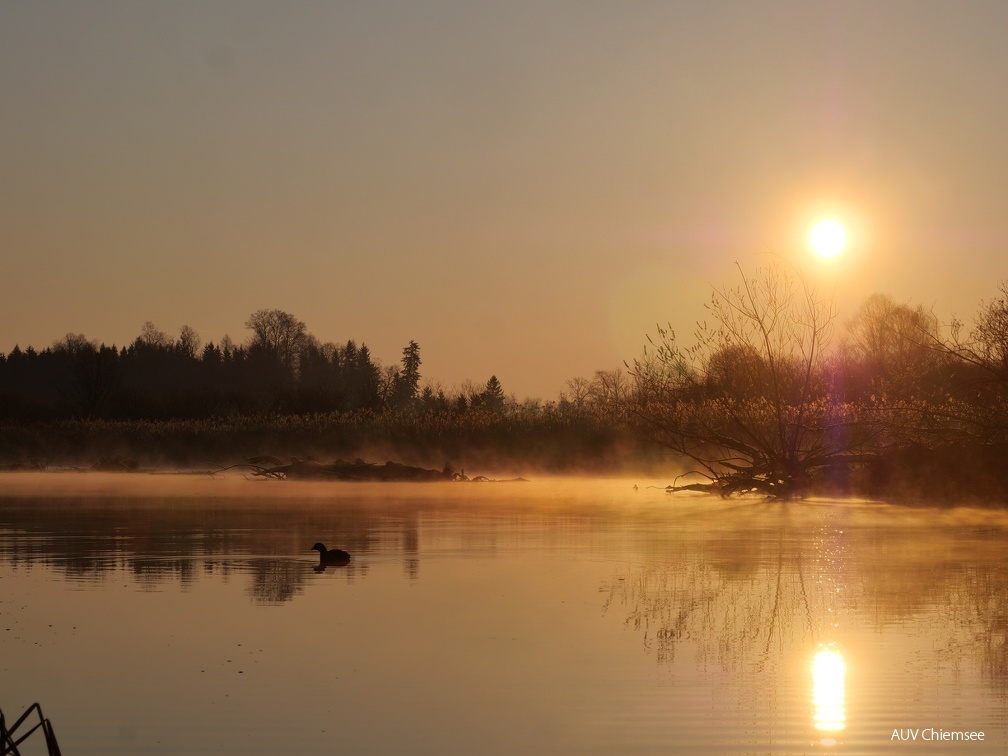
[600,508,828,669]
[247,559,310,604]
[2,483,1006,695]
[599,501,1008,697]
[0,491,393,605]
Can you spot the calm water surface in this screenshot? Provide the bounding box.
[1,473,1005,754]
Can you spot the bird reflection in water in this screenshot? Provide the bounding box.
[813,647,846,745]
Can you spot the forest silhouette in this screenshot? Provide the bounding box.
[2,272,1007,501]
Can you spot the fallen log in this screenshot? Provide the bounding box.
[239,457,521,482]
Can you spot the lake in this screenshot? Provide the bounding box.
[1,473,1005,754]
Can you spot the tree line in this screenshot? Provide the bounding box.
[0,309,507,421]
[3,276,1007,499]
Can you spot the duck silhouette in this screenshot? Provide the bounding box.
[312,542,351,567]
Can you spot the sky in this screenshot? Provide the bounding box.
[2,1,1007,399]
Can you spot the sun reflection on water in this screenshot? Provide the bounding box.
[813,648,846,743]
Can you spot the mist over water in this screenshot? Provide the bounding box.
[1,474,1005,754]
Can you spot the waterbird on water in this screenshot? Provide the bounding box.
[312,542,351,566]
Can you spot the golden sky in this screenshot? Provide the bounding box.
[2,2,1007,398]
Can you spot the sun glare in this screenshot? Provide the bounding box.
[809,219,847,259]
[813,649,847,736]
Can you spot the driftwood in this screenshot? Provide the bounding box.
[0,454,47,472]
[227,457,523,483]
[256,458,455,481]
[91,456,140,472]
[663,476,807,498]
[664,482,717,494]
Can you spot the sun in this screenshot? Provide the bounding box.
[809,218,847,259]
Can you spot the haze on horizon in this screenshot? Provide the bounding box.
[2,1,1007,399]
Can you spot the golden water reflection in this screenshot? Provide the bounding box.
[813,647,846,740]
[2,476,1007,753]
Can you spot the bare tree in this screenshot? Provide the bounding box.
[628,263,864,498]
[842,293,945,400]
[244,309,307,373]
[563,376,591,409]
[137,321,171,349]
[972,282,1008,379]
[947,281,1008,385]
[925,282,1008,446]
[52,333,119,417]
[378,364,399,406]
[588,368,631,407]
[177,325,202,359]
